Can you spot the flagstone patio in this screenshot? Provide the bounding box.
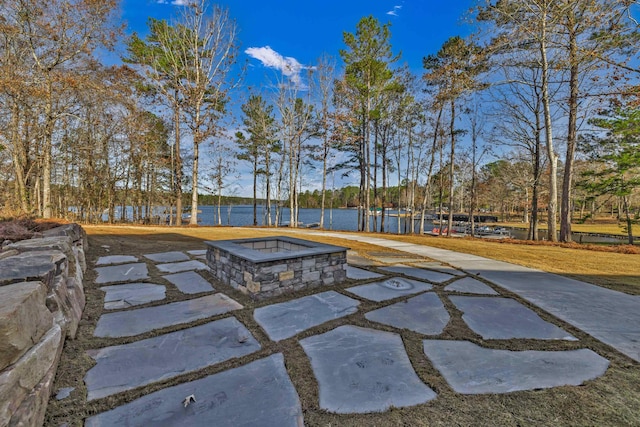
[43,238,640,426]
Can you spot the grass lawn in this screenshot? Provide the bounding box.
[494,220,640,237]
[85,224,640,294]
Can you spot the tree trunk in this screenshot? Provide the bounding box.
[540,17,558,242]
[217,192,222,225]
[42,82,54,219]
[530,117,542,241]
[447,100,456,236]
[438,140,444,236]
[359,119,366,232]
[420,106,442,234]
[408,127,416,234]
[469,136,477,237]
[294,136,301,227]
[373,122,379,232]
[560,15,579,243]
[266,149,272,226]
[623,195,634,245]
[190,130,200,226]
[397,148,402,235]
[252,157,258,226]
[174,98,183,226]
[381,126,388,233]
[10,110,29,213]
[320,132,328,229]
[364,79,371,232]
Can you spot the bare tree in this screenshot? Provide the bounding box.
[478,0,565,240]
[183,3,237,225]
[3,0,119,218]
[315,54,336,229]
[163,2,238,225]
[126,2,237,225]
[209,141,237,225]
[275,74,315,228]
[424,36,485,236]
[466,99,489,236]
[555,0,637,242]
[418,101,444,234]
[489,63,551,240]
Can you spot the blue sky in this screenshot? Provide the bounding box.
[121,0,474,89]
[119,0,475,195]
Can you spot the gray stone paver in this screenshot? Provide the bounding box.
[365,292,449,335]
[95,255,138,266]
[300,325,437,413]
[460,264,640,362]
[380,264,453,283]
[444,277,498,295]
[95,263,149,284]
[143,251,190,263]
[346,277,432,302]
[345,265,384,280]
[187,249,207,256]
[100,283,166,309]
[374,256,427,264]
[287,230,640,363]
[347,250,380,266]
[84,353,303,427]
[423,340,609,394]
[254,291,359,341]
[163,271,214,294]
[55,387,74,400]
[411,261,465,276]
[451,296,576,340]
[156,260,209,273]
[85,317,260,400]
[93,293,242,338]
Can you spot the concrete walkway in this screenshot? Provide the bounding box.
[287,230,640,363]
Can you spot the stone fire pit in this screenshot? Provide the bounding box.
[205,236,348,299]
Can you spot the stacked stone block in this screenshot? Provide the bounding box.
[207,238,347,299]
[0,224,87,427]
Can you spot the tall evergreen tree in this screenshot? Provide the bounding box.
[340,16,399,231]
[236,95,279,226]
[582,107,640,244]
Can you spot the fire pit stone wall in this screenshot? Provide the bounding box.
[205,236,348,299]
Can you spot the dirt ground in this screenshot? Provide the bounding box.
[44,226,640,426]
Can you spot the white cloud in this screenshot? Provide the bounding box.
[245,46,312,89]
[386,5,402,16]
[157,0,193,5]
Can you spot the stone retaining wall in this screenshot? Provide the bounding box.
[0,224,87,427]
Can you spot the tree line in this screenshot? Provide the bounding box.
[1,0,638,242]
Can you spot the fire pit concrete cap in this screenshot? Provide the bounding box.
[205,236,349,263]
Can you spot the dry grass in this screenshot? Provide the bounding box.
[82,225,429,264]
[496,220,640,236]
[0,218,67,242]
[374,233,640,294]
[83,225,640,294]
[44,225,640,427]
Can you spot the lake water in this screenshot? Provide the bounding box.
[103,204,628,243]
[202,205,418,234]
[103,204,424,233]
